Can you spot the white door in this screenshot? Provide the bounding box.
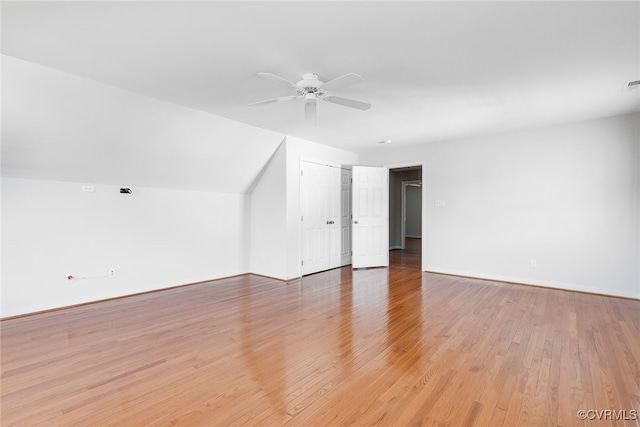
[352,166,389,268]
[301,162,352,275]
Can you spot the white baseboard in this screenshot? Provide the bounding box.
[423,266,639,300]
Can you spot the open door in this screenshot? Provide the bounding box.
[352,166,389,268]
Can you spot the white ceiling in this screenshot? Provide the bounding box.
[2,1,639,152]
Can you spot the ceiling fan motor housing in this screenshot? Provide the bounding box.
[298,73,323,93]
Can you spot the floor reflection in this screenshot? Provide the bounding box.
[388,238,424,364]
[389,237,422,269]
[339,274,354,372]
[237,238,423,419]
[239,279,287,416]
[386,273,424,367]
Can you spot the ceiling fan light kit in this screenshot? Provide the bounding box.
[250,72,371,123]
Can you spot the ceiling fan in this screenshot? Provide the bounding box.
[249,72,371,123]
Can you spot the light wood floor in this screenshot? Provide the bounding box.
[2,239,639,426]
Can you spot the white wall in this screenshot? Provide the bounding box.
[405,185,422,238]
[1,177,250,317]
[249,142,288,279]
[361,113,640,298]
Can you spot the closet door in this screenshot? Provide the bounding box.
[301,162,352,276]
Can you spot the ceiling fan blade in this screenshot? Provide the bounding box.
[257,72,300,91]
[322,95,371,111]
[305,99,316,124]
[321,73,364,91]
[248,94,302,106]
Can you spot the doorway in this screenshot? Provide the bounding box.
[388,164,423,266]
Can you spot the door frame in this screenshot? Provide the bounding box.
[386,161,426,271]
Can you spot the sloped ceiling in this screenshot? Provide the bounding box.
[2,56,285,193]
[2,1,639,153]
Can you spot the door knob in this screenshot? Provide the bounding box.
[326,220,335,224]
[353,220,358,224]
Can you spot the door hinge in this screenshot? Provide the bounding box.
[301,170,304,176]
[301,260,304,266]
[351,251,353,256]
[301,215,303,221]
[350,178,353,183]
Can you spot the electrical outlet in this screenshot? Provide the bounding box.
[109,268,116,278]
[530,260,537,268]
